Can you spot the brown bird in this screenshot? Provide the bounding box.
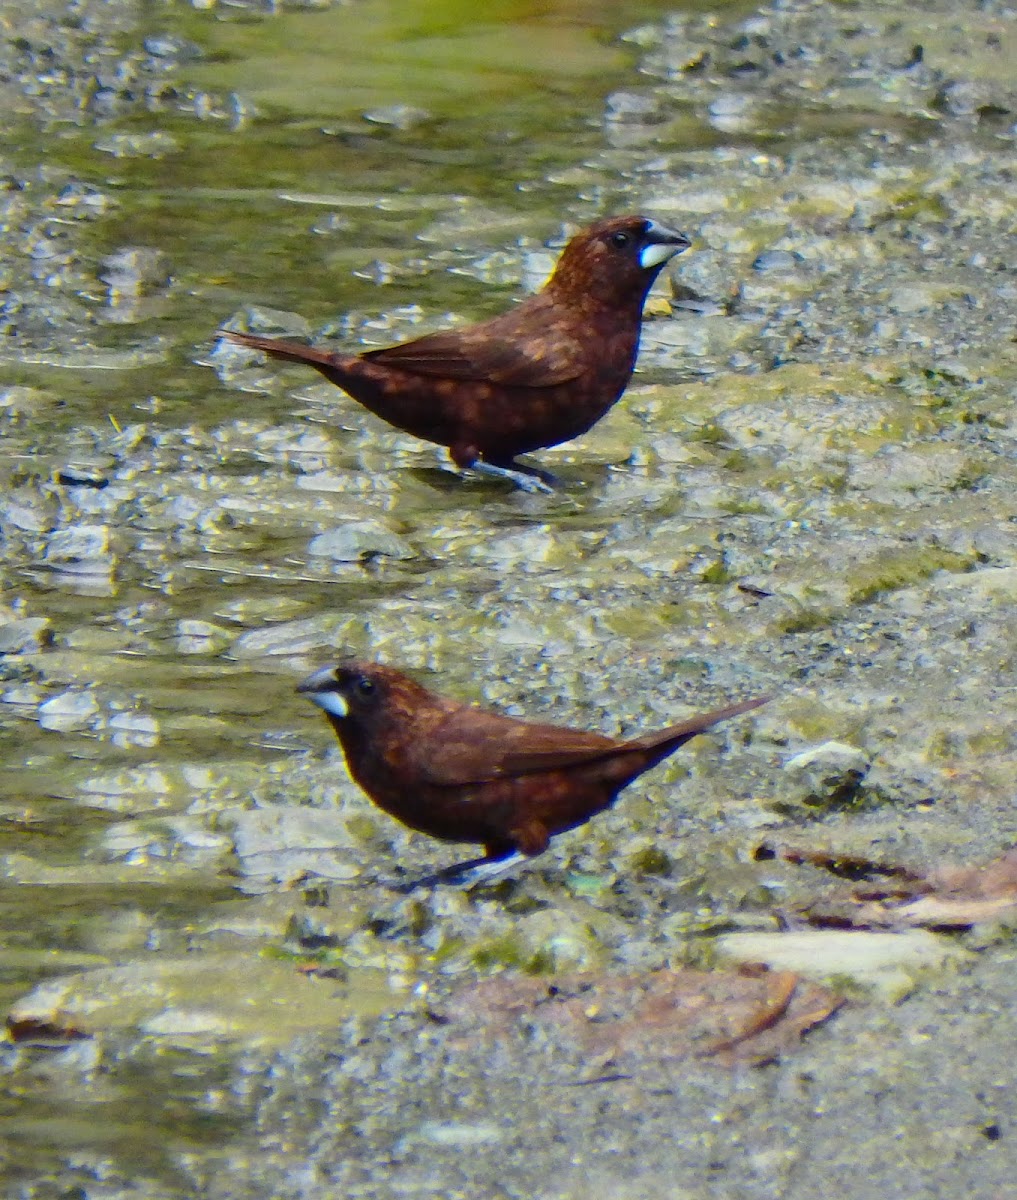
[297,661,767,887]
[220,215,690,490]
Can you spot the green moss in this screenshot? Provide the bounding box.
[700,558,732,585]
[886,191,951,222]
[923,729,958,762]
[629,846,673,877]
[721,496,774,516]
[848,546,975,603]
[471,937,525,972]
[966,728,1017,757]
[784,708,860,744]
[947,461,987,492]
[928,725,1016,761]
[598,606,673,637]
[684,420,731,446]
[523,948,556,975]
[721,448,753,472]
[346,813,383,843]
[778,605,837,634]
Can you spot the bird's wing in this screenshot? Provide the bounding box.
[360,298,587,388]
[414,707,620,786]
[415,696,770,787]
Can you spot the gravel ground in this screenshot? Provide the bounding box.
[1,0,1016,1196]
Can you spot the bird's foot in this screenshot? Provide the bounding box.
[469,460,558,494]
[389,850,529,893]
[448,850,530,888]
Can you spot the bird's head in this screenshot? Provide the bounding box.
[297,660,397,724]
[548,215,691,309]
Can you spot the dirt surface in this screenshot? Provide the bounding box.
[1,0,1016,1196]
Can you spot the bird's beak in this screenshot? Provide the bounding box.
[639,221,692,270]
[297,666,349,718]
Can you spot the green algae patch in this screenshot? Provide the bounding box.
[468,906,615,976]
[780,703,870,746]
[627,844,673,878]
[776,602,842,635]
[847,546,975,604]
[925,723,1017,764]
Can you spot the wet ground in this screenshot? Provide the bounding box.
[1,0,1016,1195]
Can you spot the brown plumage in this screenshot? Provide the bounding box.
[297,661,767,884]
[220,215,690,488]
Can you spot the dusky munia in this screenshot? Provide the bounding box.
[221,215,690,490]
[298,660,767,887]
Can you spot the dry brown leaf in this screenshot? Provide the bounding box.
[764,842,1017,930]
[437,964,843,1071]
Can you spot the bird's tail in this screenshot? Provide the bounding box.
[219,330,342,369]
[628,696,772,748]
[624,695,769,763]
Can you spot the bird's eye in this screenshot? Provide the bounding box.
[355,676,376,698]
[609,231,631,249]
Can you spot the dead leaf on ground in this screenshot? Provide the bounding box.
[6,1014,91,1044]
[436,964,843,1073]
[762,842,1017,930]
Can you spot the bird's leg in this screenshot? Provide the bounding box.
[389,849,530,893]
[469,459,558,494]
